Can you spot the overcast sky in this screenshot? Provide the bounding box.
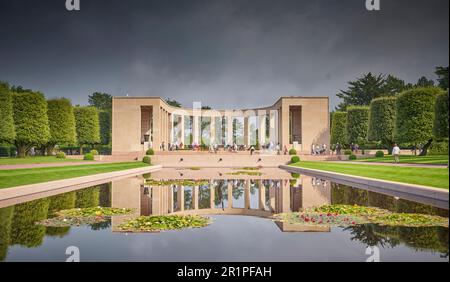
[0,0,448,109]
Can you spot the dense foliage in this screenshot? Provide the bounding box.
[0,82,15,143]
[346,106,369,144]
[330,111,347,146]
[74,106,100,151]
[433,91,449,139]
[368,97,397,151]
[46,98,77,150]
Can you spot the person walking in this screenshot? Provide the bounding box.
[392,143,400,164]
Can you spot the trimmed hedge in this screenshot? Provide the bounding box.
[368,97,397,149]
[143,156,152,164]
[146,148,155,155]
[46,98,77,146]
[434,91,449,139]
[56,152,66,159]
[344,149,352,155]
[74,106,100,152]
[346,106,369,144]
[83,153,94,161]
[288,148,297,155]
[348,154,357,160]
[90,149,99,155]
[330,112,347,146]
[0,82,16,143]
[375,150,385,158]
[290,156,300,163]
[395,87,442,144]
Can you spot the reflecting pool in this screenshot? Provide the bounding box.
[0,168,448,262]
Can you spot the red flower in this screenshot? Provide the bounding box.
[304,217,310,222]
[351,221,356,225]
[327,213,332,217]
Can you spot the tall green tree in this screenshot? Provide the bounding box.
[0,82,16,144]
[416,76,435,88]
[395,87,443,156]
[165,98,182,108]
[330,112,348,146]
[74,106,100,153]
[346,106,370,145]
[12,91,50,157]
[336,73,407,110]
[435,66,449,90]
[368,97,397,153]
[46,98,77,154]
[434,91,449,139]
[88,92,112,111]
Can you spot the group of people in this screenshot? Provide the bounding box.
[311,144,328,155]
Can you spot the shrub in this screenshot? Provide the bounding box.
[90,149,99,155]
[375,151,385,158]
[429,141,449,155]
[143,156,152,165]
[0,82,16,143]
[344,149,352,155]
[83,153,94,161]
[348,154,357,160]
[146,148,155,155]
[395,87,443,155]
[346,106,369,144]
[289,148,297,155]
[291,173,300,179]
[331,111,347,146]
[74,106,100,154]
[368,97,397,151]
[0,146,10,157]
[56,152,66,159]
[434,91,449,139]
[290,156,300,163]
[46,98,76,148]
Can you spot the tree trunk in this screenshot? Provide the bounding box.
[16,145,27,158]
[46,146,54,156]
[419,139,433,156]
[80,145,83,155]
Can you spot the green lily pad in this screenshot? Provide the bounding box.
[118,215,211,232]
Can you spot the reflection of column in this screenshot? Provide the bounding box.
[243,117,249,146]
[269,183,276,212]
[245,180,251,209]
[259,181,265,210]
[193,186,199,210]
[177,186,184,211]
[281,180,290,213]
[227,115,233,145]
[210,184,215,209]
[227,181,233,209]
[170,114,174,143]
[169,186,174,213]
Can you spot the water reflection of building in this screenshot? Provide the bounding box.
[110,174,331,232]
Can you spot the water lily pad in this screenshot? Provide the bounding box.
[118,215,211,232]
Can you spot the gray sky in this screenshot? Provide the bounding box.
[0,0,448,109]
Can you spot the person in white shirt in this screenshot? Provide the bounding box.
[392,144,400,163]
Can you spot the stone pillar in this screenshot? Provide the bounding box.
[227,115,233,145]
[269,110,278,145]
[180,115,185,146]
[227,181,233,209]
[269,182,276,212]
[245,180,251,209]
[281,180,290,213]
[259,111,267,146]
[210,116,216,145]
[243,116,249,146]
[169,186,174,213]
[258,180,265,210]
[178,186,184,211]
[170,113,174,144]
[193,116,199,145]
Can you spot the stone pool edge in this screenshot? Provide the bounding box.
[0,165,162,207]
[280,164,449,203]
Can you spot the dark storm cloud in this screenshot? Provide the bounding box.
[0,0,448,109]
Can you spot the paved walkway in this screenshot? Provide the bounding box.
[329,161,448,169]
[0,161,120,170]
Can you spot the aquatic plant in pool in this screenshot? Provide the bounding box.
[118,215,211,232]
[274,205,449,228]
[37,207,133,227]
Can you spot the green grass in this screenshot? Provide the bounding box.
[355,154,448,165]
[0,162,149,189]
[0,156,84,165]
[291,161,449,189]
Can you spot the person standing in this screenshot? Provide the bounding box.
[392,143,401,164]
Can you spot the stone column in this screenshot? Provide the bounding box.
[193,116,199,145]
[210,116,216,145]
[269,182,276,212]
[178,186,184,211]
[180,115,185,145]
[269,110,278,145]
[259,111,267,146]
[227,115,233,145]
[169,186,174,213]
[243,116,249,146]
[227,181,233,209]
[170,113,174,144]
[245,180,251,209]
[210,183,215,209]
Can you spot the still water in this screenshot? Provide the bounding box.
[0,168,448,262]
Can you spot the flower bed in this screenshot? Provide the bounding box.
[273,205,449,228]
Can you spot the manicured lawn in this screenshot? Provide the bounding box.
[354,155,448,165]
[0,162,149,189]
[0,156,84,165]
[291,161,449,189]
